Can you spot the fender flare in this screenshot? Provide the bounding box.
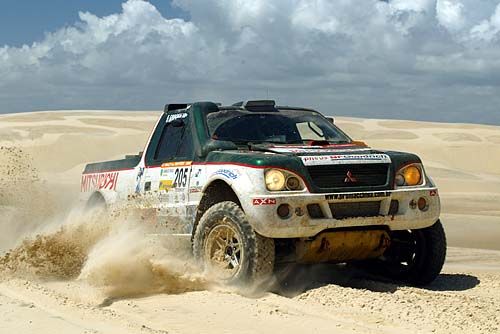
[199,177,242,207]
[201,173,254,204]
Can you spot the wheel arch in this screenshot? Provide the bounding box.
[86,191,107,210]
[192,179,242,239]
[85,190,118,210]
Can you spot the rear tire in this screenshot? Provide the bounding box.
[85,192,107,213]
[193,201,275,285]
[361,220,446,286]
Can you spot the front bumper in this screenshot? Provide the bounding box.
[245,187,440,238]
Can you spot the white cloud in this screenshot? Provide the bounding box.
[390,0,433,12]
[470,3,500,41]
[436,0,466,31]
[1,0,500,124]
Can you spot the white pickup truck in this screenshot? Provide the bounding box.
[81,100,446,285]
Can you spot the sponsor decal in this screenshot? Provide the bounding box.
[160,168,172,177]
[269,147,372,154]
[160,168,190,187]
[193,168,202,178]
[81,172,119,192]
[213,169,239,180]
[161,161,192,168]
[159,179,174,191]
[135,167,144,193]
[191,168,205,187]
[325,191,391,200]
[173,191,186,202]
[189,187,202,193]
[160,168,175,180]
[165,112,188,124]
[252,198,277,205]
[301,154,391,166]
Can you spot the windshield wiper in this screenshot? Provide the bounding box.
[248,143,293,154]
[301,139,352,145]
[250,142,309,154]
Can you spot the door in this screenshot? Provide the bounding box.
[142,110,194,234]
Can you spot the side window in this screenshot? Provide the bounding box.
[153,113,193,162]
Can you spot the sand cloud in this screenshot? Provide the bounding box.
[1,0,500,124]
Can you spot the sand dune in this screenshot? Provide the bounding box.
[1,110,500,334]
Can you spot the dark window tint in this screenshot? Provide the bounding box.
[207,110,351,144]
[213,114,301,143]
[177,124,193,159]
[154,117,193,161]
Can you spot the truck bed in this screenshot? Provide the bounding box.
[83,153,141,174]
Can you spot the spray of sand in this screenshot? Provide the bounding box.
[79,217,208,300]
[0,205,209,298]
[0,146,208,299]
[0,208,109,280]
[0,146,57,252]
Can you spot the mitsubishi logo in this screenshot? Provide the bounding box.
[344,171,357,183]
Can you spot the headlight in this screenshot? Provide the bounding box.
[395,164,423,187]
[286,176,301,190]
[265,169,286,191]
[265,169,305,191]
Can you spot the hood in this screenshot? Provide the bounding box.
[263,143,372,154]
[252,143,392,166]
[205,142,422,193]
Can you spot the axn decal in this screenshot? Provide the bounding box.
[81,172,119,192]
[252,198,277,205]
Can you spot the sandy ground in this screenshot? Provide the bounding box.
[0,110,499,333]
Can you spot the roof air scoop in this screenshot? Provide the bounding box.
[164,103,190,112]
[233,100,277,112]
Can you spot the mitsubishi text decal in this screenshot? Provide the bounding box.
[81,172,119,192]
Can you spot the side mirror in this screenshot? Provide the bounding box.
[326,117,335,124]
[200,139,238,156]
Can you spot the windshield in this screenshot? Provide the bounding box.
[206,109,351,145]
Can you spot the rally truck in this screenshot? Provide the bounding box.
[81,100,446,286]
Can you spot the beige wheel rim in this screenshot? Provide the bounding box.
[204,218,243,280]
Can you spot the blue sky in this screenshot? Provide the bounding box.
[0,1,187,46]
[1,0,500,125]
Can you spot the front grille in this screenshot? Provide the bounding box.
[329,201,381,219]
[307,164,389,189]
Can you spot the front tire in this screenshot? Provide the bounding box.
[193,201,275,285]
[362,220,447,286]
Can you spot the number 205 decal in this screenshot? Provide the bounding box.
[174,167,189,187]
